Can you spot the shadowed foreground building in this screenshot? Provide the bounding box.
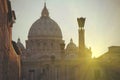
[18,3,92,80]
[95,46,120,80]
[0,0,21,80]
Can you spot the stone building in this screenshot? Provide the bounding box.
[0,0,21,80]
[98,46,120,63]
[19,3,92,80]
[92,46,120,80]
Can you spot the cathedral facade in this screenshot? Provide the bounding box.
[18,3,92,80]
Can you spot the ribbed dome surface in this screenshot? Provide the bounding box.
[28,17,62,39]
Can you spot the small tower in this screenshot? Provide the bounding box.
[77,17,86,57]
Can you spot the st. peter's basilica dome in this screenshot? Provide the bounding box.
[28,3,62,39]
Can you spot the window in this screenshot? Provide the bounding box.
[29,69,35,80]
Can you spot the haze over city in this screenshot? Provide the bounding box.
[11,0,120,57]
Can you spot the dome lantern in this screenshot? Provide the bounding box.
[41,2,49,17]
[17,38,21,42]
[70,38,73,43]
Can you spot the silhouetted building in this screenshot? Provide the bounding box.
[77,18,85,56]
[19,3,92,80]
[98,46,120,63]
[77,17,92,58]
[0,0,21,80]
[94,46,120,80]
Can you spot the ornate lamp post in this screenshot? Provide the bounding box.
[77,17,86,57]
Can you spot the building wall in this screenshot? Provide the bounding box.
[0,0,21,80]
[26,38,64,60]
[22,60,84,80]
[95,46,120,80]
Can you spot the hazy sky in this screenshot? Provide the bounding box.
[11,0,120,57]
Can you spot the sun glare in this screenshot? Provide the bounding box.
[92,51,105,58]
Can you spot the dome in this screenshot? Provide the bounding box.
[66,39,77,51]
[17,38,25,54]
[66,39,78,59]
[66,39,78,54]
[28,3,62,39]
